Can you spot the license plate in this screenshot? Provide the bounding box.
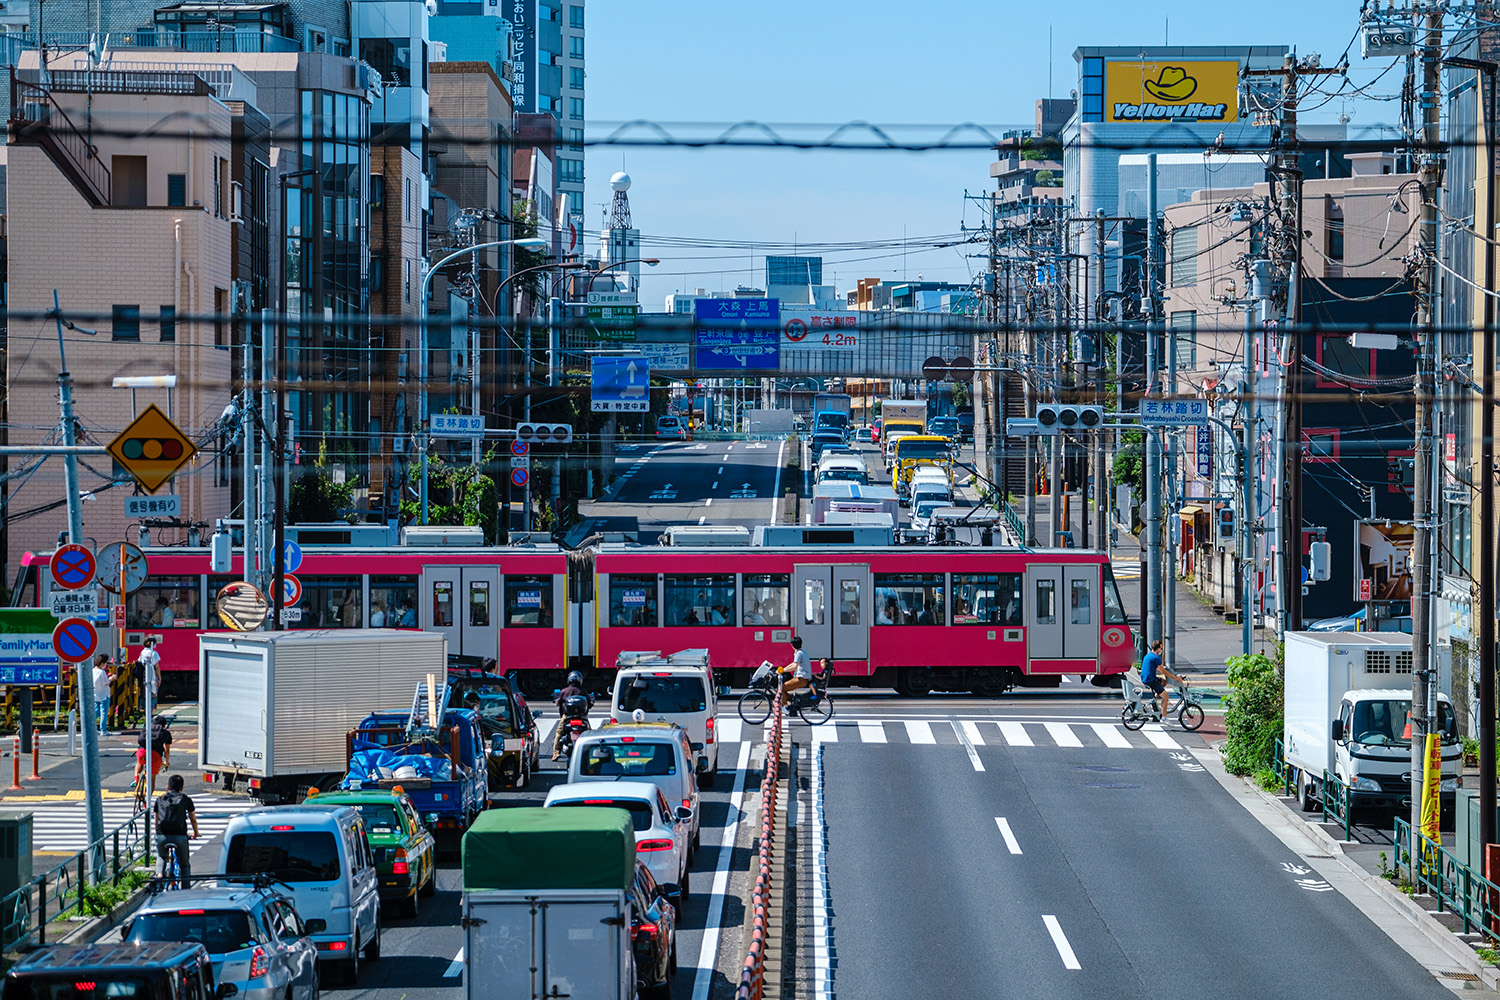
[503,738,524,752]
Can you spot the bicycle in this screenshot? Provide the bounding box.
[738,663,834,726]
[1120,676,1204,732]
[155,839,184,891]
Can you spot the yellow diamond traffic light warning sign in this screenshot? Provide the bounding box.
[107,403,198,494]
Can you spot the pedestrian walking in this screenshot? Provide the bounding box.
[87,654,112,736]
[135,635,162,724]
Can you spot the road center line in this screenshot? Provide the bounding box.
[690,740,754,1000]
[1042,915,1081,969]
[442,948,464,978]
[994,817,1022,854]
[717,466,723,474]
[705,498,713,507]
[698,516,706,525]
[952,720,984,771]
[712,481,719,489]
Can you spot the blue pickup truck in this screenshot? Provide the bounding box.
[343,706,488,853]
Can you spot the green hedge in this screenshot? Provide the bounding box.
[1223,651,1283,776]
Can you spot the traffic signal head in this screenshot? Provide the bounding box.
[1034,405,1104,434]
[1309,540,1332,583]
[516,422,574,444]
[1217,507,1235,541]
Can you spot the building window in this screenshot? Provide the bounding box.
[558,158,584,183]
[1169,311,1197,368]
[569,35,584,58]
[159,306,176,343]
[371,255,386,292]
[537,94,558,113]
[370,174,385,209]
[570,66,584,90]
[212,156,223,216]
[1170,226,1198,286]
[166,172,186,208]
[569,4,583,27]
[568,128,584,151]
[112,306,140,341]
[214,287,229,348]
[360,37,413,87]
[111,156,147,207]
[404,259,412,302]
[569,97,584,120]
[1327,217,1345,261]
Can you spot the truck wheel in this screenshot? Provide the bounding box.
[1298,770,1320,813]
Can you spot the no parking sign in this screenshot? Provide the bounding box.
[511,467,529,488]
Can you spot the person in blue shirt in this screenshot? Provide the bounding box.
[1141,639,1183,719]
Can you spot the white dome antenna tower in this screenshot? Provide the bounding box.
[607,172,633,229]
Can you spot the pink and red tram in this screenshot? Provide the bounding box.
[18,538,1132,697]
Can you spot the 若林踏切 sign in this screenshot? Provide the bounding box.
[694,298,781,371]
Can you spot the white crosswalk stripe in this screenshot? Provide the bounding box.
[998,721,1034,747]
[857,721,887,744]
[904,721,936,745]
[27,796,261,856]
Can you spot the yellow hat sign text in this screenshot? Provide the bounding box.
[1105,60,1240,124]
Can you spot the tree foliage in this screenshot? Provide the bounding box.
[288,443,354,522]
[1223,651,1284,776]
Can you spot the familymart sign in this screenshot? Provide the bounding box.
[0,609,61,684]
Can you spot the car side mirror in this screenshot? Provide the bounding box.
[1330,719,1344,742]
[690,742,704,752]
[304,918,327,935]
[676,806,693,821]
[533,710,545,718]
[217,985,240,999]
[696,756,709,774]
[655,882,682,904]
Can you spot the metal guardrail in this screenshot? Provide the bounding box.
[1273,739,1293,798]
[0,807,153,951]
[736,685,784,1000]
[1319,768,1353,841]
[1395,816,1500,943]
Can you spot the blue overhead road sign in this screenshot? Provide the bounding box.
[694,298,781,371]
[591,357,651,412]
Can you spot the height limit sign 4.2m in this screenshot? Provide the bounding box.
[591,357,650,412]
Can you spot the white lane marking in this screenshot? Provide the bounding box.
[717,717,742,744]
[857,721,886,743]
[718,466,724,474]
[997,721,1033,746]
[689,740,754,1000]
[1090,723,1133,748]
[705,498,713,507]
[960,721,986,746]
[812,722,839,742]
[1043,722,1083,748]
[1042,915,1081,969]
[952,720,984,772]
[811,743,831,997]
[1142,725,1181,749]
[442,949,464,979]
[698,516,707,525]
[903,720,936,744]
[994,818,1022,855]
[712,481,719,489]
[771,440,786,524]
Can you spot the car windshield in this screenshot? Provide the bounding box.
[352,804,402,835]
[225,831,341,882]
[897,441,948,460]
[551,800,654,832]
[915,502,942,518]
[819,469,866,484]
[618,677,707,714]
[1350,699,1455,745]
[457,688,515,733]
[7,978,156,998]
[125,909,257,953]
[579,741,678,777]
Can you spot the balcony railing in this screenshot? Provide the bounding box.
[9,73,111,206]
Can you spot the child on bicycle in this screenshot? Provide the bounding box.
[153,774,199,888]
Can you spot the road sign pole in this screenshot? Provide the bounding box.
[51,290,104,876]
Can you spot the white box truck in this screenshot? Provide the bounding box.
[1282,631,1461,814]
[199,629,448,803]
[463,808,649,1000]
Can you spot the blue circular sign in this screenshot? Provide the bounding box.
[511,468,529,488]
[283,540,303,574]
[511,440,530,458]
[53,617,98,663]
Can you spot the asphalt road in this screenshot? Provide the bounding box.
[810,695,1465,1000]
[579,438,788,540]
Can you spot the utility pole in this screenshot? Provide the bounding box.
[1144,153,1163,646]
[1094,209,1108,552]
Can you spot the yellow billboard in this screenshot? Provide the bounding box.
[1105,60,1240,123]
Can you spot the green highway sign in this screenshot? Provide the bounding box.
[587,304,638,342]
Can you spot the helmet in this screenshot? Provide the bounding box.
[567,671,583,686]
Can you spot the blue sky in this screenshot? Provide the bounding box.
[583,1,1387,310]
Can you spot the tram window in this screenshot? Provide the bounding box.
[742,574,789,626]
[873,574,945,626]
[608,575,658,627]
[663,574,734,626]
[951,573,1022,626]
[432,580,455,627]
[470,579,491,627]
[127,577,201,628]
[802,579,826,626]
[372,575,417,627]
[1101,565,1127,625]
[1070,580,1092,625]
[505,575,555,627]
[302,578,362,628]
[1035,579,1057,625]
[207,575,239,629]
[839,580,861,625]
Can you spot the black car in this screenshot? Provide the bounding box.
[629,861,681,1000]
[3,942,227,1000]
[446,668,541,789]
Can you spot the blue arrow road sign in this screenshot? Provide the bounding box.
[591,357,651,412]
[283,540,303,574]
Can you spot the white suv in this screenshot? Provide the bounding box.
[611,654,719,785]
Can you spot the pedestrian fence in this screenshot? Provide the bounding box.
[1394,816,1500,945]
[1271,741,1353,841]
[0,806,153,953]
[0,669,141,733]
[735,685,784,1000]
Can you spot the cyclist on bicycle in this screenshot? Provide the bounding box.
[153,774,199,888]
[1142,639,1183,719]
[133,715,172,795]
[778,637,814,707]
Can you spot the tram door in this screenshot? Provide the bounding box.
[420,566,499,662]
[791,565,869,662]
[1024,565,1099,665]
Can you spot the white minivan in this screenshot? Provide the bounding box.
[611,651,719,785]
[219,803,382,986]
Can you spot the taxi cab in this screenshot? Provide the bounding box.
[308,789,436,918]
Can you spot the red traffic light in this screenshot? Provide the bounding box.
[119,437,185,461]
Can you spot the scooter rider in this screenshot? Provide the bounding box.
[552,670,589,760]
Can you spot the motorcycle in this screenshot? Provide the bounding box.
[556,693,595,760]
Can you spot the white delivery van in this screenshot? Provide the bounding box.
[611,649,720,783]
[219,804,382,986]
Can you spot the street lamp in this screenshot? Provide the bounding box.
[585,257,660,296]
[419,237,547,524]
